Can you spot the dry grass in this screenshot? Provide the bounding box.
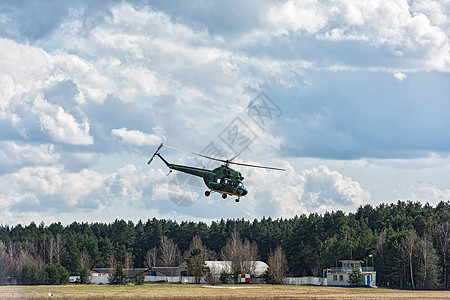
[0,283,448,299]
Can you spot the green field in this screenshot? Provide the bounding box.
[0,284,449,299]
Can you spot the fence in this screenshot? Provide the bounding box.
[283,277,326,285]
[83,275,326,285]
[145,276,208,284]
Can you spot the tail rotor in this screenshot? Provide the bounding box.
[147,143,164,165]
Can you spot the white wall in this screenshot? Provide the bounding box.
[283,277,326,285]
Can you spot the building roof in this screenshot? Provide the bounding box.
[339,260,364,263]
[92,268,113,274]
[148,267,179,277]
[91,268,148,277]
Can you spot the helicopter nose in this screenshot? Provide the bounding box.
[238,188,247,196]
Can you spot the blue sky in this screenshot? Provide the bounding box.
[1,0,449,225]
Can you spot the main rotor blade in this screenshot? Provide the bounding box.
[227,161,286,171]
[162,143,228,164]
[163,143,285,171]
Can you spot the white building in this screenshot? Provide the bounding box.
[325,260,376,287]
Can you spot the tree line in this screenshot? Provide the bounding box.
[0,200,448,289]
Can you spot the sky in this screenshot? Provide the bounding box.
[1,0,449,226]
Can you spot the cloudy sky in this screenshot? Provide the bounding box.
[1,0,449,226]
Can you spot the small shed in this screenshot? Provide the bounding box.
[239,274,251,283]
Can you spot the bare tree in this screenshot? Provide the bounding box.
[21,242,43,269]
[220,229,259,278]
[0,241,5,261]
[158,236,180,267]
[124,252,133,270]
[145,247,158,268]
[18,247,34,268]
[267,246,288,283]
[1,241,15,276]
[0,241,43,279]
[183,235,216,261]
[41,235,64,265]
[435,221,449,289]
[123,252,133,278]
[79,252,90,271]
[401,230,418,289]
[220,229,242,276]
[47,237,54,264]
[108,253,117,269]
[417,235,439,289]
[241,239,259,274]
[373,229,387,283]
[52,235,64,264]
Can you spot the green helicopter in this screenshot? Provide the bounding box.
[147,143,285,202]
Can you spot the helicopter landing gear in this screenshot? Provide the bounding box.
[235,198,240,202]
[205,191,210,197]
[222,194,227,199]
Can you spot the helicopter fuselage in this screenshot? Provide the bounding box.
[156,154,248,198]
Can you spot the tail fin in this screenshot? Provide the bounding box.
[156,153,170,167]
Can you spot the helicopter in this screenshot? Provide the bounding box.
[147,143,285,202]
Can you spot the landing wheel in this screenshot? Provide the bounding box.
[205,191,210,197]
[235,198,240,203]
[222,194,227,199]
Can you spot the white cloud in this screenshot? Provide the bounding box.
[0,142,59,174]
[372,153,450,171]
[111,128,162,146]
[0,164,167,215]
[244,161,368,218]
[410,182,450,205]
[267,0,330,35]
[0,39,96,144]
[393,72,407,81]
[266,0,450,71]
[46,2,308,108]
[9,167,105,207]
[39,104,93,145]
[300,166,368,210]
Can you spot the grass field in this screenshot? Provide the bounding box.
[0,283,448,299]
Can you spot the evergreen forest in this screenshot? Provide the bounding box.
[0,200,448,290]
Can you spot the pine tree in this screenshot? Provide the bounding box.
[79,268,90,284]
[109,263,128,285]
[348,268,363,286]
[186,248,208,284]
[135,270,145,285]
